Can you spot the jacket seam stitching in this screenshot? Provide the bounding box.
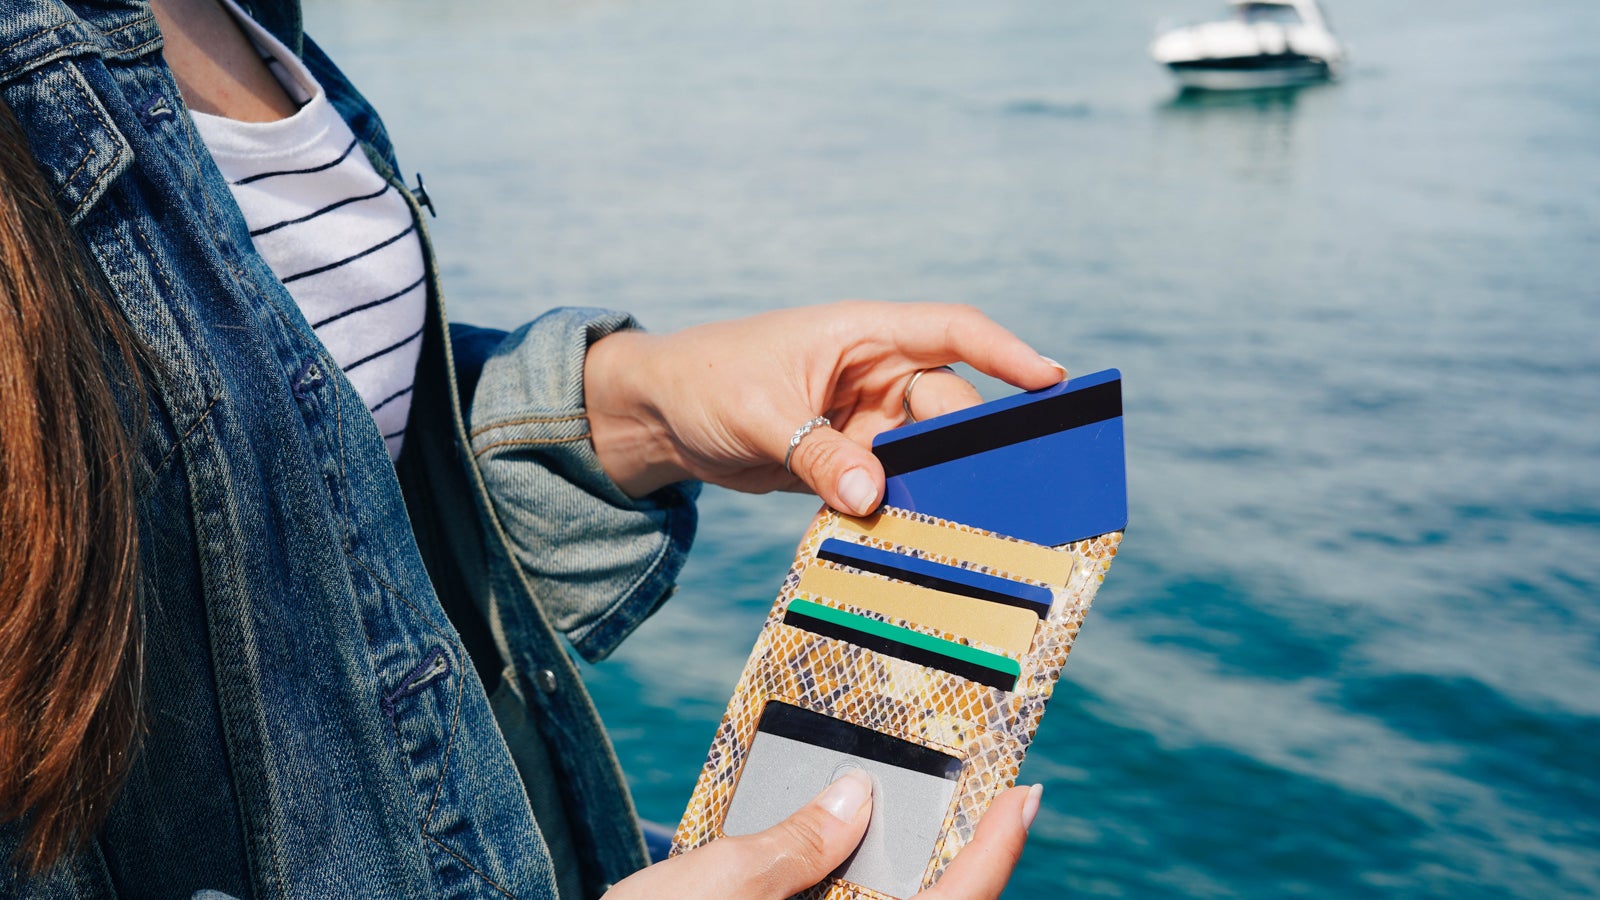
[128,217,174,292]
[43,69,122,199]
[153,394,220,473]
[0,22,71,54]
[422,833,516,899]
[420,668,511,898]
[0,13,157,54]
[64,58,132,201]
[472,435,587,457]
[335,363,350,536]
[468,412,588,439]
[99,16,158,39]
[118,35,163,58]
[422,669,466,827]
[345,553,454,642]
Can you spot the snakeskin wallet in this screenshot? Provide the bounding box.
[672,369,1128,899]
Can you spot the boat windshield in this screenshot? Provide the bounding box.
[1233,3,1304,25]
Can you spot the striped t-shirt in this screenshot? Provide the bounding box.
[191,2,426,460]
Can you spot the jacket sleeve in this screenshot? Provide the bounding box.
[461,309,699,662]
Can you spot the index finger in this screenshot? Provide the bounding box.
[872,302,1067,391]
[918,784,1038,900]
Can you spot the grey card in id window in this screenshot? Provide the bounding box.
[721,701,962,898]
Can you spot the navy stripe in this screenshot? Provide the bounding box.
[344,326,423,373]
[383,428,407,441]
[281,223,417,285]
[250,183,393,237]
[369,385,414,414]
[816,539,1052,617]
[310,273,426,330]
[347,325,425,371]
[234,136,360,186]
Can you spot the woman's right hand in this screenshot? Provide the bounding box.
[604,771,1042,899]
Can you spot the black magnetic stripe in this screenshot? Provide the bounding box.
[875,379,1122,476]
[876,377,1126,477]
[249,183,393,237]
[234,136,360,185]
[343,326,423,373]
[782,609,1016,692]
[756,700,962,780]
[311,273,427,330]
[815,547,1048,619]
[281,223,417,285]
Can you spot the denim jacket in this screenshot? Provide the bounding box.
[0,1,697,897]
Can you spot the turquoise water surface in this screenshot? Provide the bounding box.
[310,0,1600,895]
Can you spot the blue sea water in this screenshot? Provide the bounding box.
[310,0,1600,895]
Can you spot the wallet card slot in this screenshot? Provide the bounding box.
[835,510,1076,586]
[796,564,1038,656]
[784,598,1019,691]
[817,538,1052,617]
[723,698,970,900]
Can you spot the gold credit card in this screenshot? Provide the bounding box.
[796,564,1039,656]
[836,511,1076,586]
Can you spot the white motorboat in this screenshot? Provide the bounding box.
[1150,0,1347,91]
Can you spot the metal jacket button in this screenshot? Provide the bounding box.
[536,668,559,695]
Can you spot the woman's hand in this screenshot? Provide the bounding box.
[584,301,1066,512]
[603,771,1043,899]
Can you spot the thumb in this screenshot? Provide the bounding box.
[604,769,874,899]
[788,425,886,517]
[732,767,876,895]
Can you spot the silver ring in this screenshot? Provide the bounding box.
[783,415,831,474]
[902,366,955,424]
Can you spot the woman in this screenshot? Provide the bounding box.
[0,1,1063,896]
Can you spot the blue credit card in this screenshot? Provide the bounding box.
[872,368,1127,547]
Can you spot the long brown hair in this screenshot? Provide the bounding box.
[0,100,144,875]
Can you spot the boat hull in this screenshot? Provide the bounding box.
[1166,54,1332,91]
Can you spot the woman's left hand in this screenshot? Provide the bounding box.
[583,301,1066,514]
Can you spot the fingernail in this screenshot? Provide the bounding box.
[1021,783,1044,831]
[837,468,878,516]
[818,768,873,822]
[1040,356,1068,382]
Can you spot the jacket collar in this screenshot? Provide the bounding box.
[0,1,160,83]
